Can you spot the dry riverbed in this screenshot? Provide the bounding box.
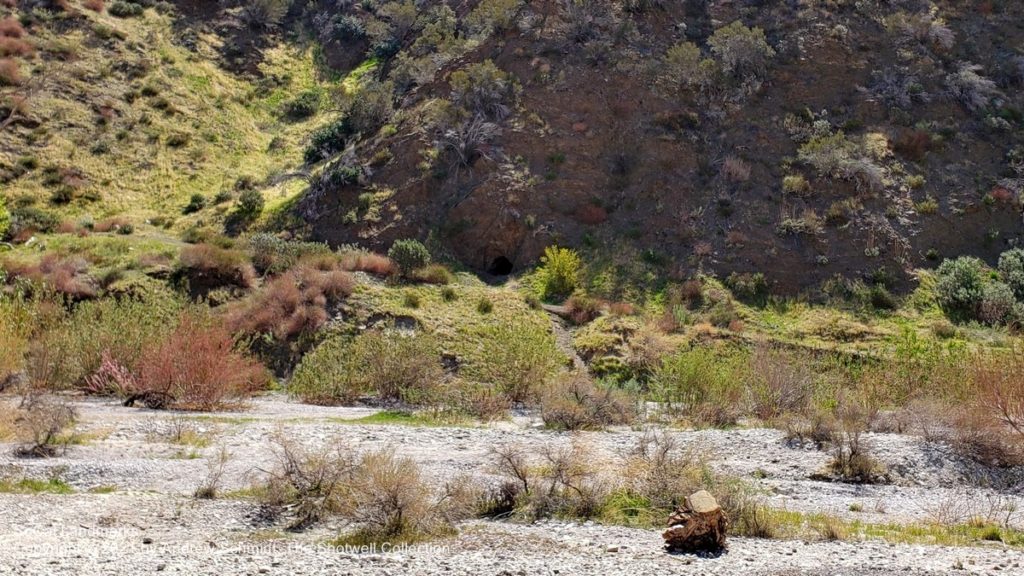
[0,395,1022,575]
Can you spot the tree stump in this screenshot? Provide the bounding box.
[662,490,729,553]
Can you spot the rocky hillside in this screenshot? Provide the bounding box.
[293,0,1024,294]
[2,1,1023,294]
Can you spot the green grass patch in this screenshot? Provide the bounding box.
[0,477,75,495]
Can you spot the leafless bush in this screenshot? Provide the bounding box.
[259,436,474,540]
[558,0,612,44]
[747,343,813,421]
[194,446,230,499]
[13,392,76,458]
[623,430,709,512]
[539,372,635,430]
[825,400,887,484]
[871,67,930,110]
[488,440,610,520]
[260,435,357,530]
[342,449,477,543]
[781,410,837,449]
[946,62,1002,112]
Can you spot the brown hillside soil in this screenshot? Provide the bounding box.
[301,0,1024,294]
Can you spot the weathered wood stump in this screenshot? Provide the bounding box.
[662,490,729,553]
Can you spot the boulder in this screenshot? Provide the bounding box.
[662,490,728,553]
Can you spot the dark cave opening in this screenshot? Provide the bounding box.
[487,256,514,276]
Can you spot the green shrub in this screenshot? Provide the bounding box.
[234,189,264,222]
[978,281,1016,326]
[281,90,321,120]
[241,0,290,28]
[248,233,331,275]
[651,346,748,426]
[934,256,986,320]
[535,245,581,301]
[388,239,431,277]
[304,116,353,164]
[708,21,775,81]
[998,248,1024,301]
[464,323,562,404]
[109,1,144,17]
[290,330,442,405]
[183,193,207,215]
[0,197,9,239]
[288,336,362,404]
[449,60,519,121]
[476,297,493,314]
[27,292,183,391]
[724,272,768,303]
[782,174,810,195]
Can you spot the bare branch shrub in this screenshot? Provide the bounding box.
[539,372,635,430]
[13,392,76,458]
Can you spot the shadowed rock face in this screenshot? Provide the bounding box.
[298,0,1024,293]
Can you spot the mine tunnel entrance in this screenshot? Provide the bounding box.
[487,256,513,276]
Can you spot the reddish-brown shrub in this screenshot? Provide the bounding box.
[339,251,396,277]
[136,313,267,410]
[56,220,79,234]
[0,58,22,86]
[893,129,931,162]
[0,17,25,38]
[225,264,353,340]
[575,204,608,226]
[83,0,104,11]
[176,244,256,293]
[988,186,1016,205]
[0,37,34,58]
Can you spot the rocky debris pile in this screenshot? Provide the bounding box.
[662,490,729,553]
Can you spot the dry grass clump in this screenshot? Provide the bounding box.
[259,436,474,542]
[539,372,635,430]
[338,250,396,277]
[132,312,268,410]
[225,263,353,341]
[175,244,256,295]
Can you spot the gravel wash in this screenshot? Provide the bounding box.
[0,396,1022,575]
